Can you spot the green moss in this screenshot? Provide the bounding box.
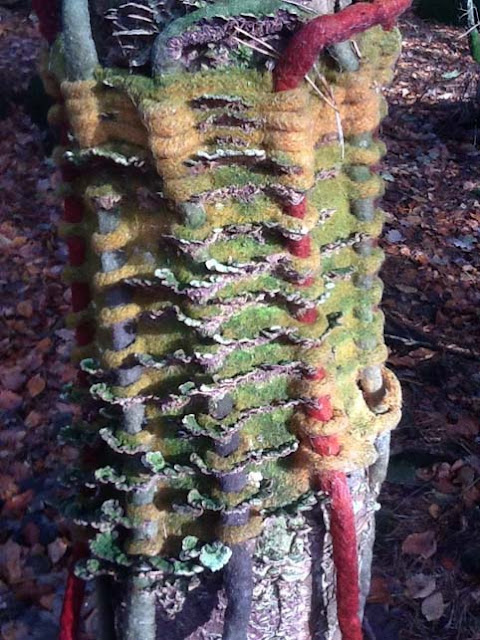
[233,374,293,411]
[214,342,300,380]
[260,459,306,510]
[356,26,403,69]
[216,235,270,263]
[222,305,294,340]
[242,406,295,446]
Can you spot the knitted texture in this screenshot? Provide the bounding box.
[38,2,408,638]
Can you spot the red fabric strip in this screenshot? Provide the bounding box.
[311,435,341,457]
[296,307,318,325]
[287,236,312,258]
[67,237,87,267]
[306,395,334,422]
[71,282,91,313]
[32,0,61,45]
[58,544,87,640]
[284,201,307,219]
[305,366,327,382]
[76,322,95,347]
[319,472,363,640]
[64,197,85,224]
[274,0,412,92]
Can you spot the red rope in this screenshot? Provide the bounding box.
[274,2,411,638]
[31,0,61,45]
[59,544,87,640]
[319,472,363,640]
[274,0,412,92]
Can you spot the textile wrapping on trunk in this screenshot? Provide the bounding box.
[35,1,409,638]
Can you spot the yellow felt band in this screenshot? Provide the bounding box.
[298,437,377,474]
[264,111,311,133]
[125,537,163,557]
[94,264,153,290]
[292,377,333,399]
[92,224,134,253]
[150,131,202,160]
[219,515,263,546]
[372,367,403,435]
[98,303,142,327]
[290,410,350,438]
[263,88,309,112]
[141,101,196,137]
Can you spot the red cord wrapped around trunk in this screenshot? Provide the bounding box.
[58,544,87,640]
[319,472,363,640]
[275,0,412,92]
[274,2,411,638]
[32,0,60,45]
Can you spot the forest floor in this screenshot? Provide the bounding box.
[0,6,480,640]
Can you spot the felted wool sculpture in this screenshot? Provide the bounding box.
[35,2,410,639]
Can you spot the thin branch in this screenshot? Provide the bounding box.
[231,36,279,59]
[311,63,345,159]
[234,26,279,54]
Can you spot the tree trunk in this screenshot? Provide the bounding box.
[36,2,409,639]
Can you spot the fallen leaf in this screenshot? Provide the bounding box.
[402,531,437,559]
[447,415,479,438]
[367,575,391,604]
[35,337,52,354]
[405,574,436,599]
[27,374,46,397]
[441,556,456,571]
[24,411,42,428]
[47,538,68,564]
[421,592,444,621]
[1,489,33,517]
[0,621,29,640]
[14,580,54,604]
[0,390,22,410]
[22,521,40,546]
[456,465,475,486]
[16,300,33,318]
[0,368,26,391]
[39,593,55,611]
[428,503,441,519]
[386,229,405,243]
[0,475,18,501]
[0,539,23,584]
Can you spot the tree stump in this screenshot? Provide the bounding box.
[36,2,409,639]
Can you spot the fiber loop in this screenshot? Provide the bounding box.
[306,396,334,422]
[311,435,341,457]
[287,236,312,258]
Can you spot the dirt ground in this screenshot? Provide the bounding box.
[369,13,480,640]
[0,6,480,640]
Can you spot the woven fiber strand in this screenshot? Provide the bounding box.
[35,1,409,639]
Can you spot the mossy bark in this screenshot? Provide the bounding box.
[44,1,404,639]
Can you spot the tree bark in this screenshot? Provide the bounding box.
[36,2,407,639]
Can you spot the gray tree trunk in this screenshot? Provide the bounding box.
[49,2,401,639]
